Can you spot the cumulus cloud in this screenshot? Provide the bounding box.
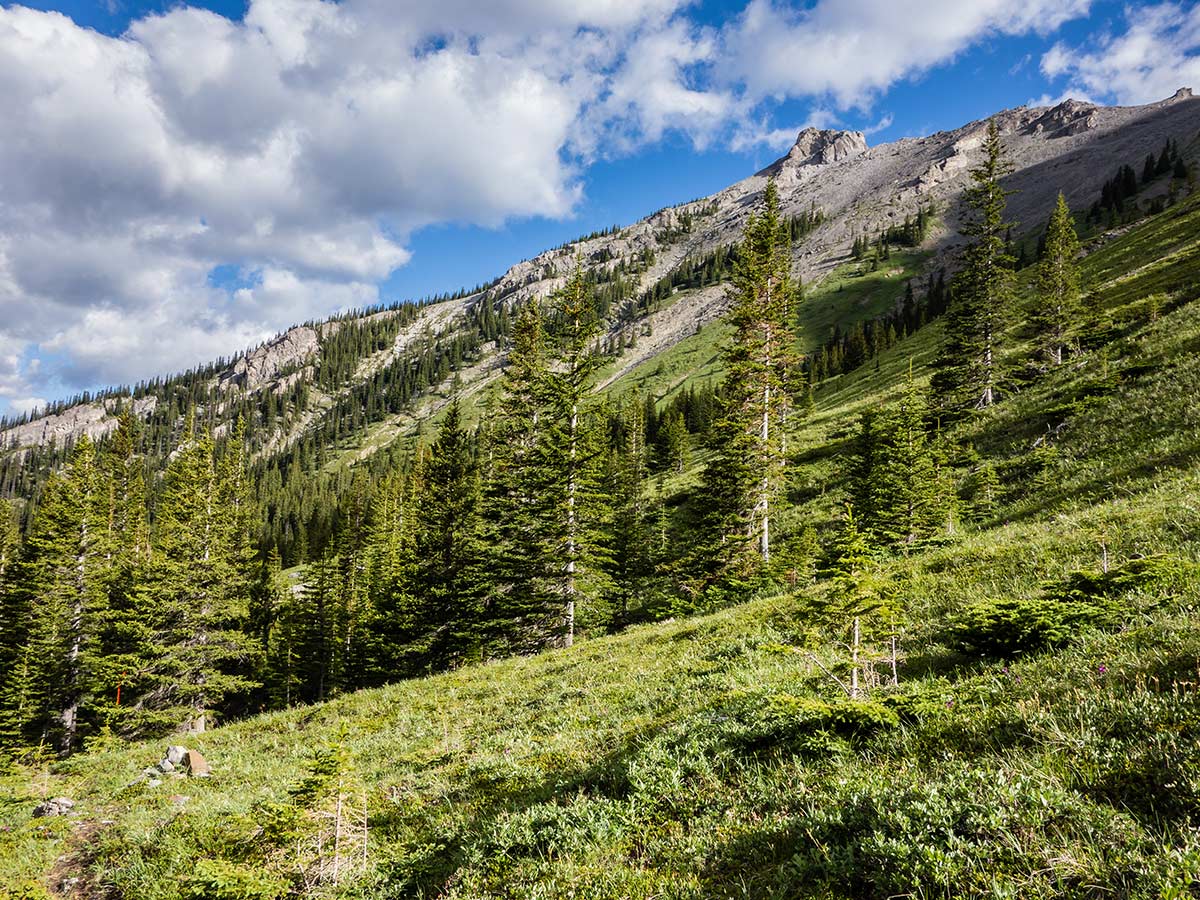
[0,0,1105,410]
[717,0,1093,109]
[1040,3,1200,105]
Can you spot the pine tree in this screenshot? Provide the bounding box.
[130,417,260,735]
[0,438,108,752]
[873,371,945,548]
[414,400,486,666]
[933,119,1015,414]
[484,300,558,653]
[608,393,654,626]
[361,472,418,682]
[542,265,608,647]
[1034,192,1083,367]
[698,178,799,581]
[660,410,690,474]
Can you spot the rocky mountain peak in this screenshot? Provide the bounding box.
[787,128,869,166]
[1024,97,1100,137]
[757,127,868,177]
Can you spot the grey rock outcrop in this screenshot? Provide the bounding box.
[3,89,1198,471]
[787,128,869,167]
[33,797,75,817]
[219,325,320,392]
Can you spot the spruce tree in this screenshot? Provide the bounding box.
[543,265,608,647]
[933,119,1014,414]
[362,471,418,682]
[414,400,485,666]
[698,178,799,581]
[484,300,558,653]
[130,417,260,735]
[660,410,690,474]
[608,393,654,626]
[1034,192,1082,367]
[1,438,108,752]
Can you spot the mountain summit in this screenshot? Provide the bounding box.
[760,127,869,176]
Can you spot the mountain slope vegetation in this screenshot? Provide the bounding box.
[3,129,1200,898]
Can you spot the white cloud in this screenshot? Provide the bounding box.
[1040,3,1200,105]
[718,0,1093,109]
[0,0,1103,409]
[0,0,692,407]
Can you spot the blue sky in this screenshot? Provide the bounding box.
[0,0,1197,415]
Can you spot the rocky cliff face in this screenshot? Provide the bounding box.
[3,89,1198,456]
[0,395,157,452]
[218,326,321,393]
[761,127,869,174]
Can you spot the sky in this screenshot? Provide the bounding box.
[1,0,1198,416]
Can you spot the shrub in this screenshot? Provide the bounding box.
[950,596,1107,658]
[180,860,287,900]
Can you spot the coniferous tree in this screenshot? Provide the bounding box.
[660,410,690,474]
[933,120,1015,414]
[1035,192,1083,367]
[544,266,611,646]
[414,400,485,666]
[361,472,418,682]
[699,178,799,582]
[872,372,945,548]
[485,301,558,653]
[608,393,654,625]
[0,438,108,752]
[130,417,260,735]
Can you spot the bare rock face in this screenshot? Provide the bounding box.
[0,395,156,452]
[758,128,868,178]
[220,325,319,392]
[1025,98,1100,138]
[787,128,869,166]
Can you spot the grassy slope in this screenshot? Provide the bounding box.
[5,199,1200,899]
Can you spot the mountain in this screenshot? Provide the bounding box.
[3,89,1197,463]
[4,106,1200,896]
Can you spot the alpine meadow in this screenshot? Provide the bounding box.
[2,2,1200,898]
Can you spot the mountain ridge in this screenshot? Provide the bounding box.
[2,89,1197,469]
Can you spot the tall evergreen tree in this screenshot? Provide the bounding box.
[933,120,1015,414]
[485,300,558,653]
[130,417,260,735]
[1034,192,1083,367]
[543,265,607,647]
[699,178,798,579]
[0,438,108,752]
[414,400,485,666]
[607,393,654,626]
[361,471,418,682]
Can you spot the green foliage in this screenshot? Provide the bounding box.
[933,119,1015,414]
[181,859,287,900]
[1034,192,1084,367]
[950,595,1110,658]
[698,178,799,583]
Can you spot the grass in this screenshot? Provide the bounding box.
[5,197,1200,899]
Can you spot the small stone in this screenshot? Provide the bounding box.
[157,759,175,774]
[147,778,162,788]
[184,749,210,777]
[165,745,187,766]
[142,767,158,777]
[169,795,189,805]
[32,797,74,818]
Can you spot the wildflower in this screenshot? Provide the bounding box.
[1098,664,1108,676]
